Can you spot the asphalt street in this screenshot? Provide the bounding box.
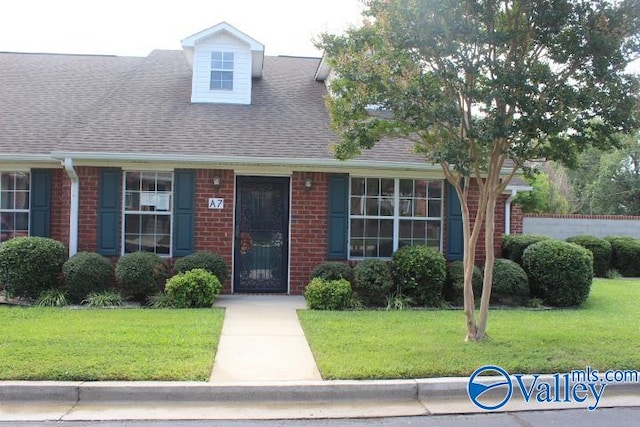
[1,407,639,427]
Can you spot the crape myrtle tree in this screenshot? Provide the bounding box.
[317,0,640,341]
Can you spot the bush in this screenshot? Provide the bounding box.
[62,252,114,303]
[490,258,529,306]
[352,259,394,307]
[115,252,169,302]
[522,240,593,307]
[173,251,228,283]
[82,291,122,308]
[310,262,354,283]
[566,236,612,278]
[502,234,550,266]
[442,261,483,306]
[36,288,68,307]
[391,245,446,306]
[0,237,66,299]
[165,268,221,308]
[605,236,640,277]
[304,277,352,310]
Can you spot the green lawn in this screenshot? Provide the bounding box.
[0,307,224,381]
[299,279,640,380]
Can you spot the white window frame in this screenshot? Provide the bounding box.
[122,171,174,257]
[0,172,30,242]
[348,177,444,259]
[210,51,234,91]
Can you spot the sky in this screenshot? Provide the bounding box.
[0,0,366,58]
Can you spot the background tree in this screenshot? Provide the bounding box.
[515,163,571,214]
[318,0,640,341]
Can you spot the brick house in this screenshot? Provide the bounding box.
[0,22,528,294]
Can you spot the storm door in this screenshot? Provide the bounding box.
[234,177,290,293]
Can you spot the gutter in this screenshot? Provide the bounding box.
[63,158,79,257]
[503,185,532,235]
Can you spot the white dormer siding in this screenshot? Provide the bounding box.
[182,22,264,105]
[191,34,252,104]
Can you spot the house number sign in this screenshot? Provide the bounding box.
[208,198,224,209]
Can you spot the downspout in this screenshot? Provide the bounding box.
[63,158,79,257]
[504,188,518,236]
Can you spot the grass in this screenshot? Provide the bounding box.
[299,279,640,380]
[0,307,224,381]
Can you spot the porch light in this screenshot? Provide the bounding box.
[213,175,221,188]
[304,176,312,189]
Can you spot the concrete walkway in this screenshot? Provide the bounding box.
[209,295,322,382]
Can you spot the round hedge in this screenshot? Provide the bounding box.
[605,236,640,277]
[63,252,114,303]
[391,245,446,307]
[115,252,169,302]
[501,234,550,266]
[165,268,221,308]
[0,237,66,299]
[310,262,354,283]
[442,260,483,306]
[353,259,394,307]
[490,258,529,306]
[173,251,228,283]
[566,235,612,278]
[304,278,352,310]
[522,240,593,307]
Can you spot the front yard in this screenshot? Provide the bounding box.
[298,279,640,379]
[0,308,224,381]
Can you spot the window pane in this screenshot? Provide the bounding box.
[427,221,440,239]
[350,219,364,238]
[399,179,413,195]
[381,179,394,196]
[399,198,412,216]
[415,180,428,198]
[379,219,393,239]
[125,172,140,191]
[350,239,364,258]
[428,200,442,217]
[2,191,13,209]
[365,198,379,215]
[351,178,365,196]
[428,180,443,197]
[365,219,379,237]
[350,196,364,215]
[212,52,222,61]
[414,198,427,217]
[366,178,379,196]
[379,239,393,257]
[223,52,234,62]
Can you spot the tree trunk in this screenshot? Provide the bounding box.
[475,190,498,340]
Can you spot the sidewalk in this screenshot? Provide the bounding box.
[1,295,639,421]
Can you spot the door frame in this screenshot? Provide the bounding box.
[232,175,291,293]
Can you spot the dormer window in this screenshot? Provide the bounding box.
[210,51,234,91]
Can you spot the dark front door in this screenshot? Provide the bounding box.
[234,177,290,293]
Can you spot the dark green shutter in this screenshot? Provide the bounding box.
[30,169,52,237]
[446,183,464,261]
[173,170,195,257]
[327,174,349,260]
[98,169,121,256]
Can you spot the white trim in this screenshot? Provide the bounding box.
[503,185,532,236]
[63,158,79,257]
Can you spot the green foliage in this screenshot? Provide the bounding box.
[0,237,66,299]
[173,251,228,283]
[62,252,114,303]
[606,269,622,279]
[310,262,354,283]
[82,291,122,308]
[514,172,569,214]
[490,259,529,306]
[605,236,640,277]
[115,252,169,302]
[385,292,414,311]
[304,278,352,310]
[165,268,221,308]
[501,234,550,266]
[522,240,593,307]
[390,246,446,307]
[566,236,612,278]
[442,261,483,306]
[352,259,394,307]
[147,292,174,308]
[36,289,68,307]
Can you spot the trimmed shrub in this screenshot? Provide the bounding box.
[310,262,354,283]
[62,252,114,303]
[173,251,228,283]
[502,234,550,266]
[0,237,66,299]
[605,236,640,277]
[566,236,612,278]
[352,259,394,307]
[304,278,352,310]
[522,240,593,307]
[490,258,529,306]
[165,268,221,308]
[115,252,169,302]
[442,261,483,306]
[391,245,446,307]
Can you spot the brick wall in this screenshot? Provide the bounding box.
[510,203,524,234]
[50,169,70,249]
[193,169,234,292]
[77,167,100,253]
[289,172,329,294]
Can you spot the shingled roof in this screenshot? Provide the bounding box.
[0,50,430,169]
